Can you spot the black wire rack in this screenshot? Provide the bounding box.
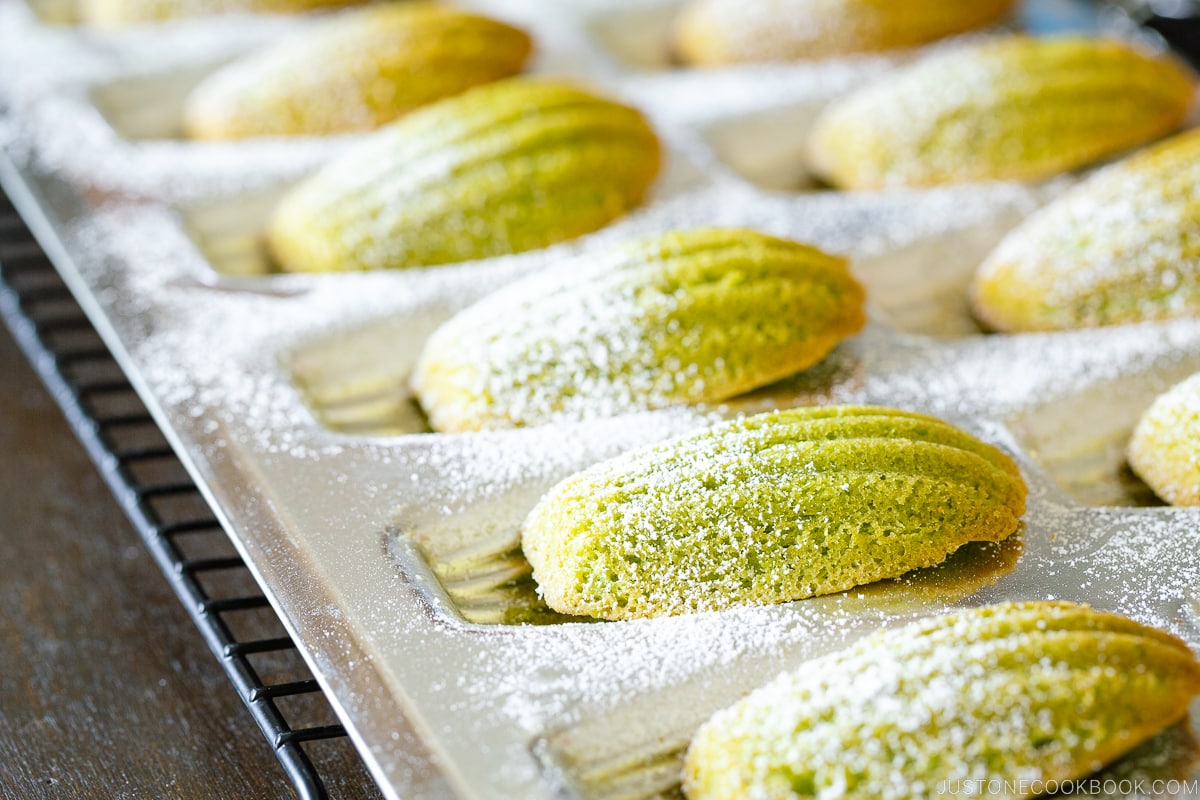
[3,7,1197,798]
[0,188,371,800]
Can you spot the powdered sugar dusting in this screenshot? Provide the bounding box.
[2,1,1199,799]
[684,603,1200,799]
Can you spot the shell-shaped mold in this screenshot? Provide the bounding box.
[183,4,533,139]
[807,37,1195,189]
[1129,371,1200,506]
[973,129,1200,331]
[521,406,1027,620]
[410,228,866,432]
[673,0,1016,65]
[684,601,1200,800]
[266,78,661,272]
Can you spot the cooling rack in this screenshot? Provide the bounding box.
[0,185,366,800]
[4,2,1200,799]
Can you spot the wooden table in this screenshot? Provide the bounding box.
[0,318,384,799]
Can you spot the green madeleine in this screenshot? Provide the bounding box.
[973,128,1200,331]
[1128,371,1200,507]
[807,37,1194,189]
[673,0,1016,65]
[521,405,1026,620]
[684,601,1200,799]
[266,78,661,271]
[183,3,533,139]
[410,228,866,431]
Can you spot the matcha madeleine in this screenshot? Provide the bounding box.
[684,601,1200,799]
[808,37,1194,189]
[522,406,1026,620]
[267,78,661,272]
[673,0,1015,66]
[973,129,1200,332]
[184,4,533,139]
[411,229,865,432]
[1129,372,1200,506]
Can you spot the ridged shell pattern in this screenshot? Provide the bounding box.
[183,4,533,139]
[673,0,1016,65]
[684,601,1200,800]
[267,78,661,271]
[807,37,1195,189]
[973,129,1200,331]
[1128,371,1200,506]
[522,406,1027,620]
[410,228,866,432]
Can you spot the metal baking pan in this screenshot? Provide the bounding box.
[2,0,1199,797]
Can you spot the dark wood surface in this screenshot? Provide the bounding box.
[0,318,384,800]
